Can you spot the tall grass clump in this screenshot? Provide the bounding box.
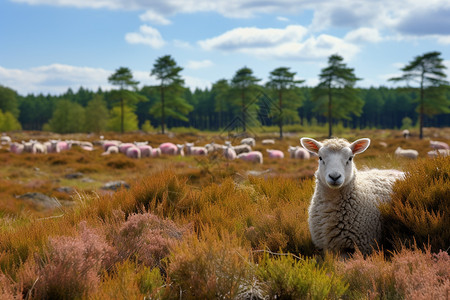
[256,253,348,299]
[245,177,315,255]
[380,155,450,252]
[166,228,252,299]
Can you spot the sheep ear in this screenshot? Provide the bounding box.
[350,138,370,155]
[300,138,322,154]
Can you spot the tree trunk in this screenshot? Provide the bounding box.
[161,85,165,134]
[279,89,283,139]
[242,91,246,132]
[328,87,333,138]
[120,98,124,134]
[419,74,424,139]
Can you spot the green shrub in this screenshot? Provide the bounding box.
[380,156,450,252]
[257,253,348,299]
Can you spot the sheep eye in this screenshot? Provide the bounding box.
[348,156,353,161]
[319,156,322,161]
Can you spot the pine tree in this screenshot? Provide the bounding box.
[150,55,192,134]
[389,51,449,139]
[313,54,363,138]
[266,67,304,138]
[230,67,261,132]
[108,67,145,134]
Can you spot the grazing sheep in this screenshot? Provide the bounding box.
[103,140,121,151]
[222,142,236,160]
[240,137,256,147]
[101,145,119,156]
[135,142,152,158]
[430,140,449,150]
[233,144,252,155]
[427,149,450,158]
[10,142,24,154]
[176,144,185,156]
[159,142,178,155]
[205,142,224,153]
[237,151,263,164]
[262,139,275,145]
[185,142,208,156]
[1,135,11,144]
[402,129,410,139]
[266,149,284,159]
[395,147,418,159]
[126,146,141,159]
[119,143,135,154]
[301,137,404,255]
[288,146,310,159]
[151,148,161,158]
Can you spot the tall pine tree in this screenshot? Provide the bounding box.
[313,54,363,138]
[389,51,449,139]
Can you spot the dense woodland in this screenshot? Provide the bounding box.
[1,85,448,132]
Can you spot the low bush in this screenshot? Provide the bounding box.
[380,155,450,252]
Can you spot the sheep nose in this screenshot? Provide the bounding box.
[328,173,341,182]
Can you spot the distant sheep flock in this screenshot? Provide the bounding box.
[1,133,449,161]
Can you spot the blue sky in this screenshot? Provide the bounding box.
[1,0,450,95]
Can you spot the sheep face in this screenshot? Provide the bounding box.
[301,137,370,189]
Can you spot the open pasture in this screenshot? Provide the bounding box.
[0,128,448,299]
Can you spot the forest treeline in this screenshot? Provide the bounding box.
[3,85,448,132]
[0,52,449,135]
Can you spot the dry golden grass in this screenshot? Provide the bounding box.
[0,128,448,298]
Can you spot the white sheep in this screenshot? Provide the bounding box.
[301,137,404,255]
[427,149,450,158]
[430,140,449,150]
[262,139,275,145]
[185,142,208,156]
[402,129,410,139]
[222,142,236,160]
[288,146,310,159]
[395,147,418,159]
[240,137,256,147]
[237,151,263,164]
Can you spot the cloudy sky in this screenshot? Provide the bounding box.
[1,0,450,95]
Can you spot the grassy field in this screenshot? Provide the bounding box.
[0,128,448,299]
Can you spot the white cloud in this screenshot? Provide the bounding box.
[344,28,382,43]
[139,10,171,25]
[199,25,359,61]
[199,25,308,50]
[185,60,213,70]
[436,35,450,45]
[0,64,211,95]
[0,64,113,95]
[125,25,165,48]
[277,16,289,22]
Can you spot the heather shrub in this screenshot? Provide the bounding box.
[380,155,450,252]
[256,253,348,299]
[110,212,184,268]
[0,272,20,299]
[166,229,252,299]
[338,250,400,299]
[30,221,116,299]
[339,246,450,299]
[392,247,449,300]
